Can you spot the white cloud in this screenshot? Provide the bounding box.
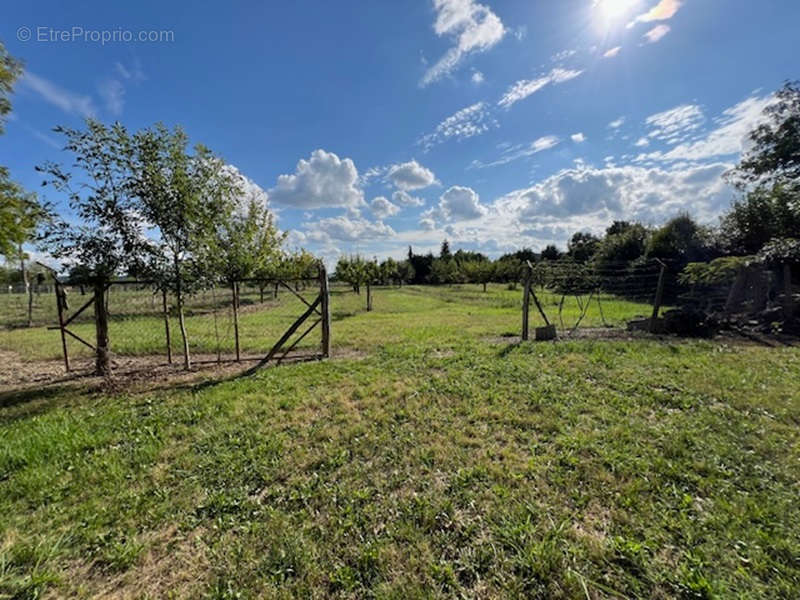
[370,196,400,219]
[645,104,704,144]
[650,94,775,163]
[438,185,486,220]
[571,132,586,143]
[471,135,560,169]
[551,49,578,63]
[635,137,650,147]
[498,67,584,109]
[421,0,506,86]
[418,101,498,150]
[21,72,96,117]
[643,24,671,43]
[268,149,364,209]
[98,79,125,115]
[386,160,437,190]
[420,216,437,231]
[603,46,621,58]
[471,70,485,84]
[513,162,732,224]
[392,190,425,207]
[608,116,626,129]
[305,215,396,242]
[114,59,146,83]
[629,0,683,26]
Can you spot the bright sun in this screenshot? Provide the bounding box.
[595,0,637,22]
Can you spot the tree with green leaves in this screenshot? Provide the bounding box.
[132,123,240,369]
[0,42,22,134]
[461,259,494,292]
[1,182,48,326]
[721,82,800,255]
[439,239,451,260]
[729,81,800,188]
[396,259,415,286]
[647,214,713,266]
[540,244,562,261]
[38,120,149,375]
[567,232,600,263]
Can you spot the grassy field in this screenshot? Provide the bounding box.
[0,284,654,362]
[1,285,799,598]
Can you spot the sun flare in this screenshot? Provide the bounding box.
[595,0,638,22]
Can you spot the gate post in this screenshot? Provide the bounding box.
[522,265,531,341]
[54,278,70,372]
[320,263,331,358]
[650,259,666,333]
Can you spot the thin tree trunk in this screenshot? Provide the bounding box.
[232,281,241,362]
[174,259,191,369]
[162,289,172,364]
[19,243,32,327]
[93,279,111,376]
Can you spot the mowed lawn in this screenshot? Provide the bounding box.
[1,286,799,598]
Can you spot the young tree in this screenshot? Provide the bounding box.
[1,184,47,326]
[201,190,286,359]
[132,124,239,369]
[38,120,149,375]
[461,259,494,292]
[379,257,400,285]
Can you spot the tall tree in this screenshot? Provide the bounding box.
[729,81,800,188]
[132,124,239,369]
[722,82,800,254]
[38,120,149,375]
[440,239,451,260]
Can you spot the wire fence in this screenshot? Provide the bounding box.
[0,275,326,371]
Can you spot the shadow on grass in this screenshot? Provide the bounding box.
[0,384,84,424]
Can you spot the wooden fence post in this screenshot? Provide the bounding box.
[522,266,531,341]
[650,259,666,333]
[54,279,70,372]
[320,264,331,358]
[784,263,794,320]
[366,283,372,312]
[162,289,172,364]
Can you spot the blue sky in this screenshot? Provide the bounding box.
[2,0,799,264]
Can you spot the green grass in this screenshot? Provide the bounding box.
[0,284,653,362]
[1,285,798,598]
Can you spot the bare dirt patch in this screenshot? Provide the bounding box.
[0,347,368,399]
